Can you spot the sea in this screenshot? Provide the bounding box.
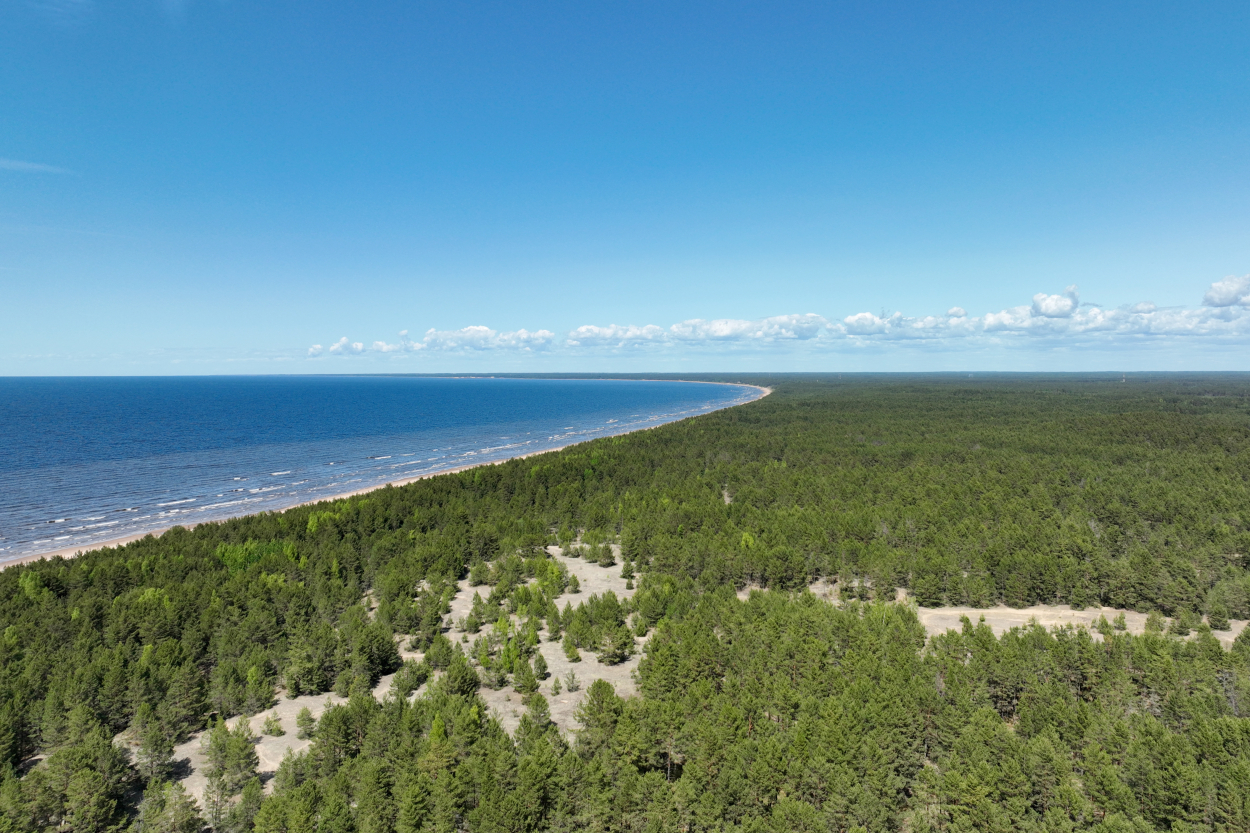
[0,376,760,562]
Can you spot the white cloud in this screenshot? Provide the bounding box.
[1203,275,1250,307]
[0,157,72,174]
[309,326,555,358]
[306,274,1250,360]
[567,324,666,346]
[1031,285,1080,318]
[420,326,555,351]
[328,337,364,354]
[843,312,890,335]
[669,313,831,341]
[372,330,423,353]
[565,314,835,349]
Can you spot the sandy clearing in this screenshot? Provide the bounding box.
[781,580,1250,648]
[914,602,1248,648]
[447,544,641,737]
[156,544,641,808]
[135,639,423,808]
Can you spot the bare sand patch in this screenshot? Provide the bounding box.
[448,545,641,737]
[914,602,1248,649]
[787,581,1250,650]
[161,545,643,808]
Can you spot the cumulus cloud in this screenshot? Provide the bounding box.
[421,326,555,351]
[843,312,891,335]
[669,313,830,341]
[835,286,1250,344]
[372,330,423,353]
[565,315,834,348]
[307,275,1250,359]
[567,324,666,346]
[328,337,364,355]
[1031,285,1080,318]
[309,327,555,358]
[1203,275,1250,307]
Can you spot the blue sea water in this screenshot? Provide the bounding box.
[0,376,759,561]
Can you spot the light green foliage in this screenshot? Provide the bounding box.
[262,711,284,736]
[295,706,316,740]
[562,631,580,662]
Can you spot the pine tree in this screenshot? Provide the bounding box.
[224,778,264,833]
[514,659,538,696]
[396,777,432,833]
[135,704,174,781]
[202,771,230,830]
[562,632,581,662]
[137,780,203,833]
[263,711,285,736]
[526,693,552,728]
[533,652,549,680]
[599,624,634,666]
[296,706,316,739]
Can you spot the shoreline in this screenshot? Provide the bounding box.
[3,382,771,570]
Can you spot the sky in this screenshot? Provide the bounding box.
[2,0,1248,374]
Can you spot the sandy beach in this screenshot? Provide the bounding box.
[4,382,771,570]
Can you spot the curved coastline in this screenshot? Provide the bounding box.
[3,380,770,570]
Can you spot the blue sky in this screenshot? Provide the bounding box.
[2,0,1248,374]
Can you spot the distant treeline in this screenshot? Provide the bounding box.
[1,374,1249,832]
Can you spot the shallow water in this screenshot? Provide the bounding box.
[0,376,757,560]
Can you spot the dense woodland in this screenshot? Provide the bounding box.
[1,373,1249,832]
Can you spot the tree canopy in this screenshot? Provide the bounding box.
[1,373,1248,832]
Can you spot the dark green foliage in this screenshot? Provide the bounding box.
[1,374,1249,829]
[136,781,203,833]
